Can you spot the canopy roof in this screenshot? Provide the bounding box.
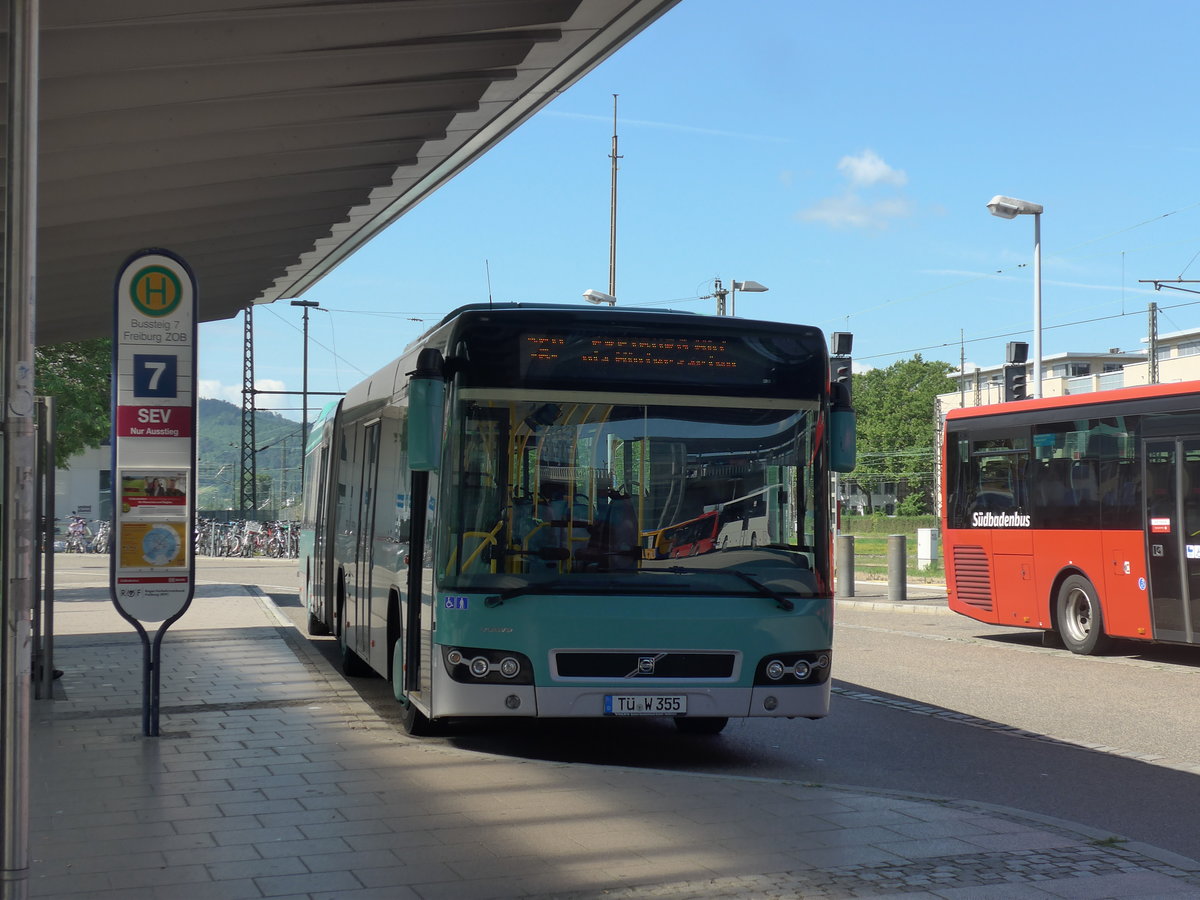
[13,0,678,345]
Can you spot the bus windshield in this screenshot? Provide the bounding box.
[439,390,825,598]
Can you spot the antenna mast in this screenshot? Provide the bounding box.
[609,94,621,298]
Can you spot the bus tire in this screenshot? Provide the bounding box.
[338,613,372,678]
[674,716,728,735]
[400,697,435,736]
[340,638,373,678]
[390,626,437,735]
[1055,575,1111,656]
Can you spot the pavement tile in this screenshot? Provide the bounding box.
[106,863,212,890]
[161,842,262,867]
[171,812,261,834]
[256,807,351,828]
[148,878,264,900]
[965,830,1093,853]
[302,848,406,873]
[254,869,363,897]
[253,836,354,859]
[204,855,310,881]
[1038,870,1200,897]
[876,835,1001,859]
[31,879,154,900]
[212,824,306,846]
[354,861,459,887]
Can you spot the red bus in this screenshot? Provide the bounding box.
[659,510,721,558]
[942,379,1200,655]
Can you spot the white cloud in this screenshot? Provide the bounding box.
[199,378,290,413]
[837,149,907,188]
[796,149,911,230]
[198,379,241,404]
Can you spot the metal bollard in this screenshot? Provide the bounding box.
[836,534,854,598]
[888,534,906,602]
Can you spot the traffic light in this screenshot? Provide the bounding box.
[1003,363,1028,402]
[831,355,852,390]
[830,332,853,404]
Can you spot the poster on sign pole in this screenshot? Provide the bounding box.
[110,249,197,736]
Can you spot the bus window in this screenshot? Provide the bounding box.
[439,394,821,593]
[947,435,1029,528]
[1031,420,1116,529]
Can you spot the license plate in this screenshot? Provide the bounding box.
[604,694,687,716]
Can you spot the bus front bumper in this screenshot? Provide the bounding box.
[430,676,830,720]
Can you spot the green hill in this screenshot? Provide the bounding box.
[197,398,308,513]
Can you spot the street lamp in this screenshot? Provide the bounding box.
[290,299,320,486]
[583,289,616,306]
[730,279,768,316]
[987,195,1043,397]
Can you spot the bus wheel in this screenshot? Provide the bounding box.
[400,698,435,736]
[391,640,437,736]
[1056,575,1111,656]
[674,716,728,735]
[339,631,373,678]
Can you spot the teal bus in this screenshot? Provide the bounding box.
[298,303,855,734]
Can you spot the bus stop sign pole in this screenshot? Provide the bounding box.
[109,249,198,737]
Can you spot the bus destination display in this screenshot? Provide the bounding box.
[520,332,763,385]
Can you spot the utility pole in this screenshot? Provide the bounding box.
[290,300,319,491]
[1148,301,1159,385]
[713,278,728,316]
[1138,281,1200,385]
[608,94,620,298]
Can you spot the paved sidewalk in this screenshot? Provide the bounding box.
[836,578,950,612]
[22,561,1200,899]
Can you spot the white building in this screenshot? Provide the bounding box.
[54,443,111,525]
[938,327,1200,416]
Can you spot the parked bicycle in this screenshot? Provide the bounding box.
[65,515,92,553]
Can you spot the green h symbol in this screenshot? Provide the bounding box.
[131,265,182,317]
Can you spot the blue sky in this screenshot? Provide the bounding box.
[199,0,1200,419]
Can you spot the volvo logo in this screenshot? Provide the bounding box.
[628,653,667,678]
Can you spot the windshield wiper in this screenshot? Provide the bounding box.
[729,571,795,611]
[661,566,795,611]
[484,582,570,607]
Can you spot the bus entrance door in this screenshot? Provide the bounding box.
[1143,438,1200,644]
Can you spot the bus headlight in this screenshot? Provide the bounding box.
[442,646,534,685]
[754,651,831,686]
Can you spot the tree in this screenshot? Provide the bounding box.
[35,338,112,468]
[851,355,955,515]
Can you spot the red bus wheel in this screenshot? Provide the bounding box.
[1055,575,1111,656]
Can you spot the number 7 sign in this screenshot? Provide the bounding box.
[132,354,178,398]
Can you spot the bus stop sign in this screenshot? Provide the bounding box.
[110,249,197,626]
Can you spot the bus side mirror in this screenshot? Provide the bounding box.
[829,382,856,473]
[407,348,445,472]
